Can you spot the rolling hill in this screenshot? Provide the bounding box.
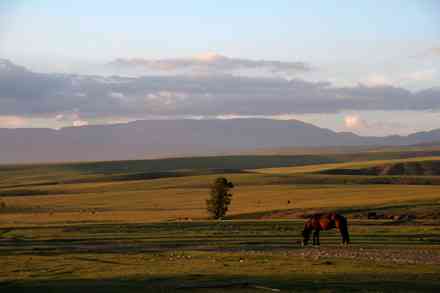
[319,158,440,176]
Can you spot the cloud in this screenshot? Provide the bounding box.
[428,47,440,56]
[68,112,88,127]
[343,113,409,135]
[107,53,311,76]
[344,115,366,129]
[55,114,65,121]
[405,69,436,82]
[0,115,28,128]
[413,47,440,58]
[1,59,439,120]
[363,74,393,87]
[109,91,126,100]
[52,111,89,127]
[72,119,88,127]
[360,69,437,88]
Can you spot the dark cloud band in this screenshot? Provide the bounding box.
[107,53,311,75]
[0,59,439,117]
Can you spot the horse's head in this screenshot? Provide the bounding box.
[334,213,350,245]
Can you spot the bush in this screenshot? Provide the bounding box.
[206,177,234,219]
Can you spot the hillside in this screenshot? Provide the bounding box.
[2,154,440,225]
[2,119,440,164]
[320,159,440,176]
[2,149,440,188]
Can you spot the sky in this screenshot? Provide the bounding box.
[0,0,439,136]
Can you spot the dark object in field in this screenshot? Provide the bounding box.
[301,212,350,246]
[206,177,234,219]
[367,212,389,219]
[313,260,333,265]
[396,213,416,222]
[177,281,280,291]
[367,212,379,219]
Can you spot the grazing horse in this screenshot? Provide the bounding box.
[301,212,350,246]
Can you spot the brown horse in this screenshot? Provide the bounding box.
[301,212,350,246]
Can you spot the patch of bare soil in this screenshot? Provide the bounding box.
[292,247,440,265]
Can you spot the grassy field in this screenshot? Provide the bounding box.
[1,152,440,291]
[1,221,439,292]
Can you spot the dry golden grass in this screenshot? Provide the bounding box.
[2,156,440,226]
[2,181,440,226]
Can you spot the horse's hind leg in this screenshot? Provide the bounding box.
[340,228,349,245]
[339,232,345,245]
[313,230,319,246]
[344,232,350,245]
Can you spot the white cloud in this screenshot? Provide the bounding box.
[74,92,87,97]
[216,113,302,121]
[344,114,366,129]
[72,119,88,127]
[361,69,437,88]
[193,52,225,62]
[405,69,436,82]
[363,74,393,87]
[145,91,188,108]
[55,114,64,121]
[107,53,311,77]
[52,111,89,127]
[428,47,440,56]
[70,112,88,127]
[0,115,28,128]
[106,118,135,124]
[158,91,188,100]
[343,112,412,135]
[109,92,125,100]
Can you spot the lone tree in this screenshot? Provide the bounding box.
[206,177,234,219]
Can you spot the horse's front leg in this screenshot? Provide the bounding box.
[316,230,320,246]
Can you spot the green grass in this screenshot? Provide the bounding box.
[1,221,439,292]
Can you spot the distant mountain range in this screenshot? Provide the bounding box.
[1,119,440,164]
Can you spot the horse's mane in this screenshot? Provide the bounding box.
[306,212,338,221]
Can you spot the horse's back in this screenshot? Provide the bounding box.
[306,213,335,230]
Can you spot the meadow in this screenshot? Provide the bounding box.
[1,149,440,292]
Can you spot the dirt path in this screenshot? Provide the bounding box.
[292,247,440,265]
